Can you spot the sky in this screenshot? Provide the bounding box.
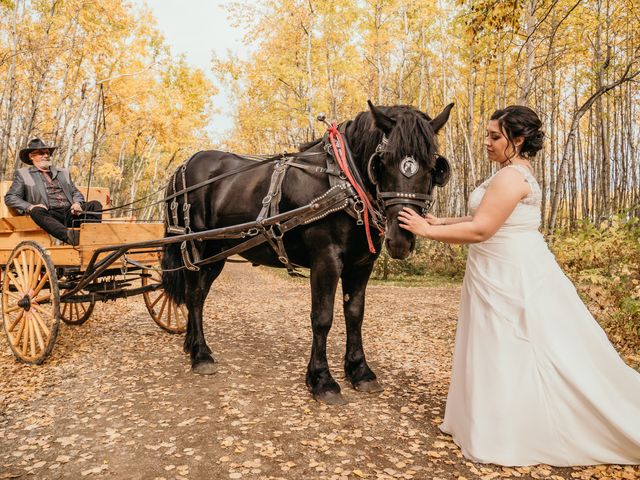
[130,0,252,140]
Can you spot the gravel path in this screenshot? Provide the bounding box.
[0,262,637,480]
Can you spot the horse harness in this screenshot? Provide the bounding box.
[365,134,437,216]
[165,129,440,276]
[165,148,357,276]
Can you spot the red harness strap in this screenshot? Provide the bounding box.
[327,123,383,254]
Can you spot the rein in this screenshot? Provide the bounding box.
[327,122,383,254]
[164,150,326,203]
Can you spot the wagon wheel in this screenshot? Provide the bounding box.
[2,241,60,364]
[60,289,95,325]
[141,269,187,334]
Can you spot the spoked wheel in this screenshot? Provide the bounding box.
[141,268,187,334]
[2,241,60,364]
[60,289,95,325]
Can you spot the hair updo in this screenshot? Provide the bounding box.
[490,105,544,158]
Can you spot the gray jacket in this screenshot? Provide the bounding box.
[5,166,85,214]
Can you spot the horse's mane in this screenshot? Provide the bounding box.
[298,105,439,169]
[348,105,439,169]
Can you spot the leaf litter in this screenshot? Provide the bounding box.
[0,263,637,479]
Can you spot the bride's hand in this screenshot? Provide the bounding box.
[425,213,444,225]
[398,207,432,238]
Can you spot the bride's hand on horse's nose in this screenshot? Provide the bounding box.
[398,207,430,237]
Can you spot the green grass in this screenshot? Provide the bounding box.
[258,265,461,288]
[369,273,462,288]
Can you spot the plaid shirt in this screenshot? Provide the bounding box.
[39,170,71,210]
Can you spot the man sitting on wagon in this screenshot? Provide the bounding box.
[4,138,102,246]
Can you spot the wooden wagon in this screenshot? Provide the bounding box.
[0,181,187,364]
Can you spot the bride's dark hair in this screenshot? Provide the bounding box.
[490,106,544,158]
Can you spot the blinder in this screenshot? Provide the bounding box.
[366,135,387,186]
[434,154,451,187]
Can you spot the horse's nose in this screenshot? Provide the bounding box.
[385,236,414,260]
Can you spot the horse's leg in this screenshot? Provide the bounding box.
[184,261,225,375]
[306,256,346,405]
[342,263,383,393]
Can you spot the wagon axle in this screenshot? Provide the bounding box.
[17,295,31,310]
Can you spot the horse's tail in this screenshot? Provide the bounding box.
[160,156,195,306]
[161,240,186,306]
[161,162,186,306]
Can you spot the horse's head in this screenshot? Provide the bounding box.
[358,101,453,260]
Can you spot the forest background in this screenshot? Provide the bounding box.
[0,0,638,362]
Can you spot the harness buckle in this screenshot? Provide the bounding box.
[180,241,200,271]
[354,200,365,226]
[270,224,284,240]
[262,194,273,205]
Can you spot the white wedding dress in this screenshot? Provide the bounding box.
[439,164,640,466]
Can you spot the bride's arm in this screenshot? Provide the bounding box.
[433,215,472,225]
[399,168,529,244]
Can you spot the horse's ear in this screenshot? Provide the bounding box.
[430,103,454,133]
[368,100,395,135]
[434,155,451,187]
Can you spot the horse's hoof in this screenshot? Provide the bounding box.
[354,379,383,393]
[192,361,217,375]
[314,391,348,406]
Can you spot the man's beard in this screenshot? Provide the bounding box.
[35,160,52,169]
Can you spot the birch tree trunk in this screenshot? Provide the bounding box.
[304,0,315,142]
[517,0,537,105]
[547,63,640,233]
[0,0,21,180]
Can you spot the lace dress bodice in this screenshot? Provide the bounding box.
[468,164,542,235]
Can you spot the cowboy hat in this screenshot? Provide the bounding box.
[19,138,57,165]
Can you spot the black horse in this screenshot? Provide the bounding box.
[162,101,453,404]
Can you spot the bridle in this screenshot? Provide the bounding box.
[366,134,446,216]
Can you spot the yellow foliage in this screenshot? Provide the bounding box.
[94,162,122,183]
[0,0,216,217]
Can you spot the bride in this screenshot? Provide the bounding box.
[398,105,640,466]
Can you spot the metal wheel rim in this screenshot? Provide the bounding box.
[141,268,187,334]
[60,289,95,325]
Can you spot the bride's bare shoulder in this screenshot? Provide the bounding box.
[487,167,531,197]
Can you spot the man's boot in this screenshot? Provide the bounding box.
[66,229,80,246]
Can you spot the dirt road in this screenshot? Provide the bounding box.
[0,263,637,480]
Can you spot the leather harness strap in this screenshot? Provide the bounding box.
[166,154,202,270]
[166,148,348,276]
[165,129,398,274]
[192,184,353,270]
[256,156,300,276]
